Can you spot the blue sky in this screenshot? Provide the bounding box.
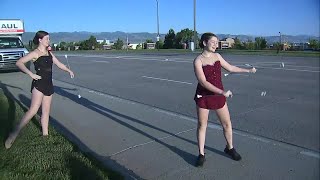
[1,0,319,36]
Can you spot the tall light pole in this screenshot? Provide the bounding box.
[156,0,160,51]
[193,0,197,51]
[126,34,129,52]
[279,31,282,52]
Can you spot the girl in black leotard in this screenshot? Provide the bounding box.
[31,52,54,96]
[5,31,74,149]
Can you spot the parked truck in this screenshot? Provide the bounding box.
[0,19,30,71]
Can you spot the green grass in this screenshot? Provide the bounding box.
[0,90,123,180]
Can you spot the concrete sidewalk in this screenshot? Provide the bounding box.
[1,73,319,180]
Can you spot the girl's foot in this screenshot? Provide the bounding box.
[195,154,206,167]
[224,146,242,161]
[5,133,18,149]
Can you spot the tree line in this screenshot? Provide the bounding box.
[41,28,319,51]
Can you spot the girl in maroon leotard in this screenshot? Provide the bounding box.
[5,31,74,149]
[194,33,256,167]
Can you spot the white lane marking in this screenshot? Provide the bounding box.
[110,127,196,156]
[230,74,249,76]
[253,62,291,64]
[142,76,193,85]
[115,56,192,63]
[255,66,320,72]
[300,151,320,159]
[57,54,192,63]
[252,61,319,69]
[93,60,110,63]
[276,64,320,69]
[88,90,136,105]
[248,62,320,71]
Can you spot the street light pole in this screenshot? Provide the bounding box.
[156,0,160,51]
[193,0,197,51]
[279,31,282,52]
[126,34,128,52]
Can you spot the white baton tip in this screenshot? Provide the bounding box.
[65,54,68,59]
[261,91,267,96]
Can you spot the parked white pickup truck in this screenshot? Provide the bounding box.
[0,19,30,71]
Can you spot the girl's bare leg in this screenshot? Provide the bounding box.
[197,106,210,155]
[215,103,233,149]
[40,95,52,136]
[5,88,43,149]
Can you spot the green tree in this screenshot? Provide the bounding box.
[87,35,98,50]
[272,42,280,51]
[175,28,194,49]
[309,39,320,50]
[244,40,255,50]
[156,39,164,49]
[95,40,106,50]
[59,41,67,50]
[255,37,267,50]
[78,36,98,50]
[163,29,176,49]
[146,39,153,43]
[233,37,244,49]
[113,38,124,50]
[79,40,88,50]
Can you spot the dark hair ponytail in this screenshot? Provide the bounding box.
[199,32,218,49]
[33,30,49,45]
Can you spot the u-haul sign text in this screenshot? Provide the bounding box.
[0,20,24,34]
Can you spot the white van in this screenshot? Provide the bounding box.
[0,19,30,71]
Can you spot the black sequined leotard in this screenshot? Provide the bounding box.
[30,53,54,96]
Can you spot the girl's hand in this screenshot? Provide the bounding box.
[69,71,74,78]
[249,67,257,73]
[30,73,42,80]
[223,90,233,98]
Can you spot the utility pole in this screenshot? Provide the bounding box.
[279,32,282,51]
[156,0,160,51]
[193,0,197,51]
[126,34,129,52]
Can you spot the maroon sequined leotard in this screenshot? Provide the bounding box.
[194,61,226,110]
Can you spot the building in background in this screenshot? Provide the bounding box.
[219,38,235,49]
[146,43,156,49]
[97,39,110,44]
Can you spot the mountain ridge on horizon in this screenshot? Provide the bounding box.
[21,31,319,44]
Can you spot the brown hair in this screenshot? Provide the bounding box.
[199,32,218,48]
[33,30,49,45]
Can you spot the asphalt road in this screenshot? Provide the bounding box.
[1,51,319,179]
[51,52,320,152]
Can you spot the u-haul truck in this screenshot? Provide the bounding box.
[0,19,30,71]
